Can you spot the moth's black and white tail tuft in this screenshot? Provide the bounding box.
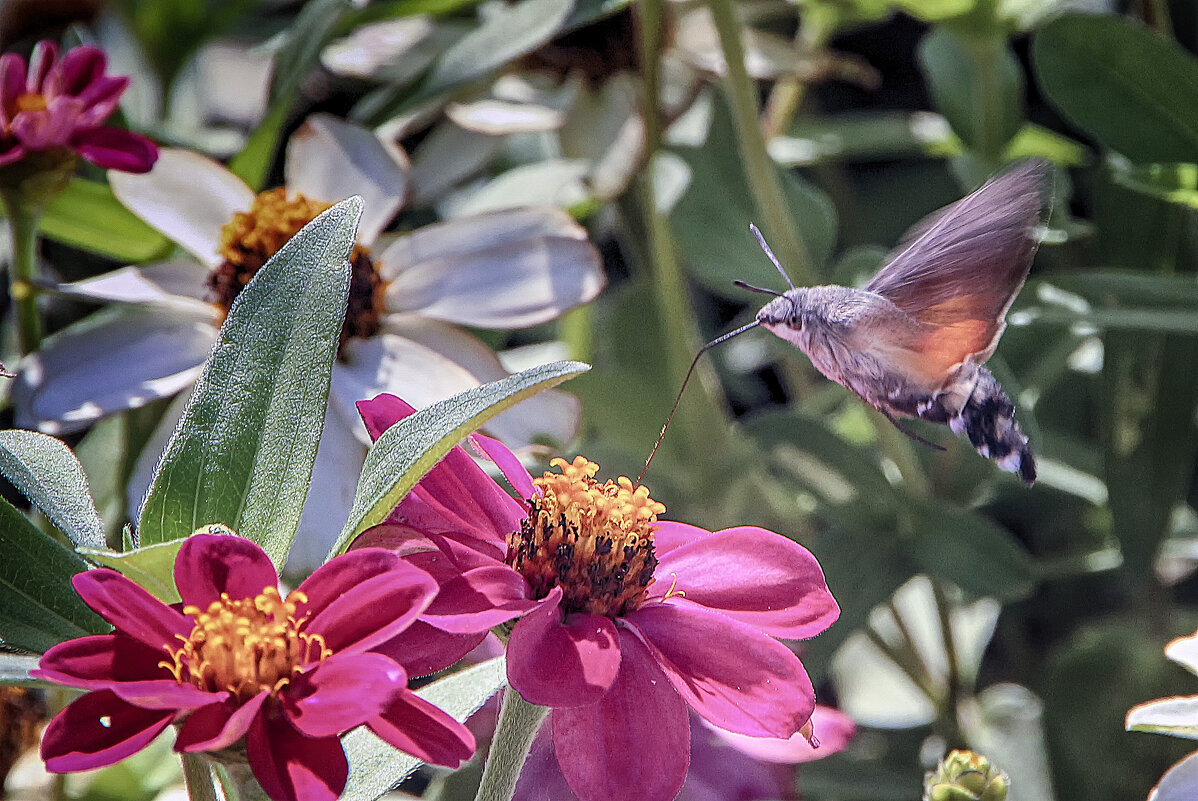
[946,368,1036,485]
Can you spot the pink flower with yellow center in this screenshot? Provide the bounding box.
[355,394,841,801]
[0,40,157,172]
[33,533,475,801]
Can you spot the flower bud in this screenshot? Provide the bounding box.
[923,750,1009,801]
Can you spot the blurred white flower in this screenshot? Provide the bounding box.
[15,112,605,574]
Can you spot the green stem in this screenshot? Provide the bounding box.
[3,194,44,355]
[965,33,1007,170]
[181,754,218,801]
[867,408,930,498]
[221,762,271,801]
[762,15,833,140]
[930,578,964,746]
[704,0,816,285]
[864,621,940,705]
[475,689,550,801]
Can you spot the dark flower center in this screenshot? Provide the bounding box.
[212,187,386,352]
[506,456,663,618]
[160,586,329,703]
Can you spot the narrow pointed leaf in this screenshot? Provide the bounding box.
[0,497,107,653]
[341,656,507,801]
[0,652,39,684]
[39,178,171,262]
[0,429,105,550]
[331,361,589,557]
[137,198,361,568]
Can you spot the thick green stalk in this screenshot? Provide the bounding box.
[704,0,815,285]
[474,689,550,801]
[3,194,44,355]
[763,13,833,140]
[181,755,219,801]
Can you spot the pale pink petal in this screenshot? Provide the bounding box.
[175,533,278,609]
[369,688,476,767]
[553,630,689,801]
[651,526,839,639]
[378,207,604,328]
[41,690,175,773]
[109,148,254,267]
[13,305,213,435]
[285,113,408,245]
[507,589,620,707]
[624,603,815,738]
[247,713,347,801]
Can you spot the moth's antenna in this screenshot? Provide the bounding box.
[637,320,761,486]
[749,223,795,291]
[733,280,782,297]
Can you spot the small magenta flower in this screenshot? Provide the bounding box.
[0,41,157,173]
[33,532,474,801]
[356,394,840,801]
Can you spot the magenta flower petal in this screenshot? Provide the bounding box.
[109,680,224,711]
[282,652,406,737]
[247,713,348,801]
[508,588,621,707]
[75,75,127,123]
[373,621,488,678]
[470,432,534,499]
[50,45,105,97]
[625,603,815,738]
[35,634,169,687]
[368,687,476,767]
[176,692,267,752]
[357,393,415,440]
[175,534,278,609]
[420,564,536,633]
[0,53,25,126]
[41,690,175,773]
[72,127,158,172]
[652,526,839,639]
[652,522,712,557]
[72,568,191,647]
[26,41,57,92]
[704,704,856,764]
[305,555,437,653]
[552,630,689,801]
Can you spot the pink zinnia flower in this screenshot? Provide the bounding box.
[0,40,157,172]
[355,394,841,801]
[33,533,474,801]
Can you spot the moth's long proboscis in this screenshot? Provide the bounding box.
[636,321,761,486]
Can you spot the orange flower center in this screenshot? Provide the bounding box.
[14,93,47,113]
[160,586,330,703]
[212,187,386,351]
[506,457,664,617]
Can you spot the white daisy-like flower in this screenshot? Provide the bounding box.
[15,112,605,574]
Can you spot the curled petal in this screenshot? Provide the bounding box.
[368,687,476,767]
[247,714,348,801]
[41,690,174,772]
[704,704,856,764]
[469,432,534,500]
[175,534,278,610]
[72,568,191,647]
[625,603,815,738]
[652,526,839,639]
[49,45,104,96]
[282,653,406,737]
[507,589,620,707]
[420,564,536,633]
[552,630,688,801]
[305,554,437,653]
[176,692,267,752]
[73,127,158,173]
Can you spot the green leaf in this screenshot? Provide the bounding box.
[0,496,108,653]
[331,360,590,557]
[0,652,39,684]
[918,28,1023,157]
[1033,13,1198,163]
[1113,162,1198,210]
[39,179,171,263]
[902,499,1036,600]
[1127,697,1198,740]
[0,430,105,550]
[137,198,360,568]
[230,0,355,188]
[341,657,507,801]
[895,0,975,21]
[78,539,186,605]
[668,92,837,297]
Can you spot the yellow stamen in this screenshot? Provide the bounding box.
[14,93,47,113]
[660,573,685,602]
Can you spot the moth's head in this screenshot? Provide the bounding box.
[756,288,808,331]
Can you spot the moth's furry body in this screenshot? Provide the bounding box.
[750,161,1047,484]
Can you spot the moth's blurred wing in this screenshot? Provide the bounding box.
[865,160,1048,375]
